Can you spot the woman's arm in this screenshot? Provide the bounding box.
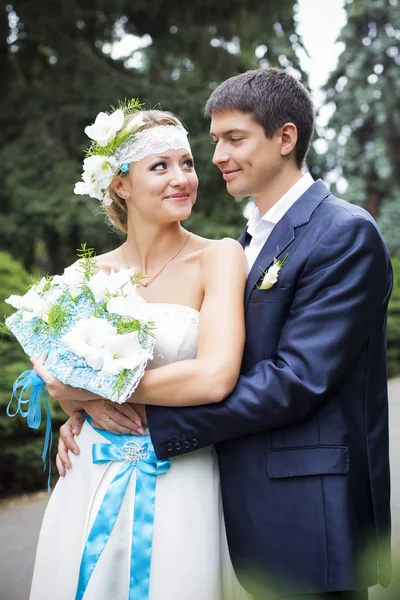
[31,361,145,433]
[59,399,84,416]
[131,238,247,407]
[32,239,246,408]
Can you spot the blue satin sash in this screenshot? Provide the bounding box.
[6,369,52,491]
[75,419,170,600]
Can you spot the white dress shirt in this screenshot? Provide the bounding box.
[244,173,314,271]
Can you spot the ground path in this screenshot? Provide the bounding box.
[1,380,400,599]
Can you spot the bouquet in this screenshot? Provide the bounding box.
[3,245,155,485]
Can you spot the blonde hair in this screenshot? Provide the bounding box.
[104,110,184,234]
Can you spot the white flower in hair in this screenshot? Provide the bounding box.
[125,112,145,133]
[75,155,118,202]
[74,180,104,201]
[84,109,125,147]
[73,99,189,207]
[82,155,118,188]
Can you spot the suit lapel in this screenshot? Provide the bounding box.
[237,228,250,249]
[244,179,331,309]
[245,215,294,308]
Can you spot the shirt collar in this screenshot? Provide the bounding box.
[247,172,314,238]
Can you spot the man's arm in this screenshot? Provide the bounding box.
[129,238,246,407]
[147,215,392,459]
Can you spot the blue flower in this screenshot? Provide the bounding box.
[120,163,130,173]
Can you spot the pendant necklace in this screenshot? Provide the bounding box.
[121,232,192,287]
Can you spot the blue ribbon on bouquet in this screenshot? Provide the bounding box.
[6,369,52,492]
[75,420,170,600]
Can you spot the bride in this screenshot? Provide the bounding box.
[29,106,250,600]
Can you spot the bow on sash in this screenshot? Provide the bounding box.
[6,369,52,491]
[75,421,170,600]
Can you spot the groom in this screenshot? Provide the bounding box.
[60,69,392,599]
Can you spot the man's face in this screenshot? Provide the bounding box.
[210,110,284,200]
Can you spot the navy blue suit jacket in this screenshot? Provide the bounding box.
[147,180,392,595]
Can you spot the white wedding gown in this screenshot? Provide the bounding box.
[30,304,251,600]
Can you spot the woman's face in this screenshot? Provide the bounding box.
[119,148,198,225]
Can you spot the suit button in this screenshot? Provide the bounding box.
[166,443,173,452]
[191,438,199,447]
[174,442,182,451]
[183,441,190,449]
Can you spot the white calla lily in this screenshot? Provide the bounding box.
[86,270,112,303]
[87,268,135,304]
[6,287,64,322]
[125,112,145,133]
[101,332,152,375]
[5,291,35,311]
[84,109,125,147]
[31,277,48,294]
[74,180,104,201]
[259,269,279,290]
[74,155,118,202]
[258,255,289,291]
[53,263,85,299]
[106,286,151,322]
[108,268,136,293]
[61,317,117,370]
[82,155,118,188]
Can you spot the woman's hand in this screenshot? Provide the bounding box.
[31,355,99,403]
[56,399,145,476]
[85,398,145,434]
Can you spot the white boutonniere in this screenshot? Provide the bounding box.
[257,253,289,290]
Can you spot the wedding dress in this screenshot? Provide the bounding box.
[30,303,251,600]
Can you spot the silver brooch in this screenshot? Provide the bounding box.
[120,441,148,464]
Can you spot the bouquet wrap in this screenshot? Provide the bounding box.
[4,247,155,488]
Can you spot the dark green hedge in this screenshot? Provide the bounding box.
[0,252,66,496]
[0,252,399,497]
[387,258,400,379]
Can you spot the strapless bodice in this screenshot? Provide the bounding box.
[144,303,200,371]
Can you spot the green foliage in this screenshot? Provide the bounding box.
[387,258,400,378]
[77,243,97,280]
[318,0,400,221]
[114,318,141,335]
[0,252,66,496]
[111,98,143,115]
[45,297,73,334]
[0,0,309,495]
[0,0,304,274]
[378,194,400,258]
[112,368,130,399]
[85,103,143,158]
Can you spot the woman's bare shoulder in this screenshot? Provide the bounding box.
[94,247,124,273]
[189,233,243,254]
[201,237,245,263]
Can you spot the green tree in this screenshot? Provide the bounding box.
[377,192,400,257]
[318,0,400,221]
[0,252,66,496]
[387,258,400,377]
[1,0,304,274]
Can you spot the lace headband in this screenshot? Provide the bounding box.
[114,126,191,167]
[74,103,192,206]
